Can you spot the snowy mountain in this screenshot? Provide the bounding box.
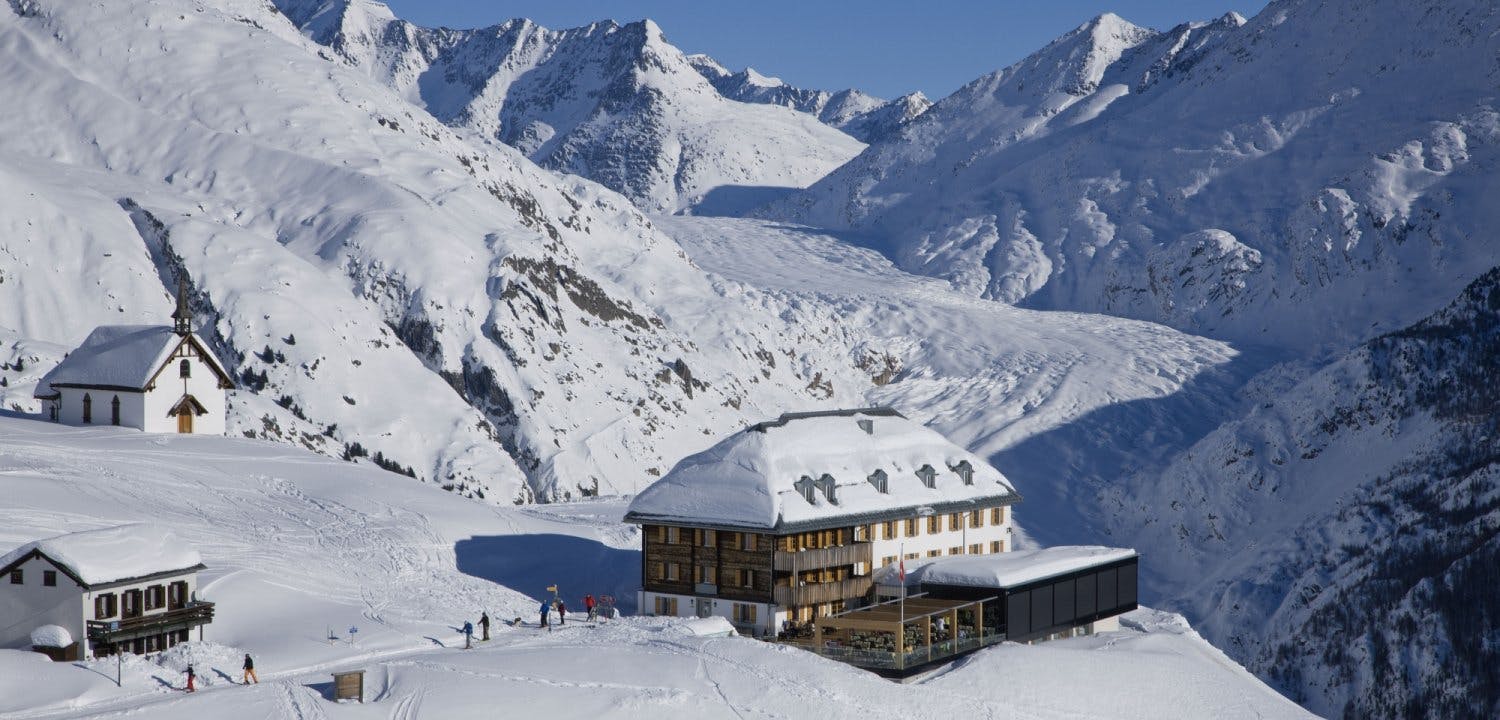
[273,0,864,212]
[685,54,931,142]
[768,0,1500,354]
[0,417,1312,719]
[0,0,889,505]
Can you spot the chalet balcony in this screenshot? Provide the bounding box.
[774,577,874,607]
[773,542,872,571]
[86,601,215,645]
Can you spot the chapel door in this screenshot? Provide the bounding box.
[178,411,193,434]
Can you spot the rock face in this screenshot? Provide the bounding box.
[684,54,931,143]
[0,0,873,504]
[768,2,1500,354]
[273,0,864,212]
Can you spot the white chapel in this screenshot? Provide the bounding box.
[34,280,234,434]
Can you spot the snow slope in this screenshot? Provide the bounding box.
[685,53,931,143]
[0,0,885,504]
[0,416,1310,719]
[769,0,1500,353]
[275,0,865,212]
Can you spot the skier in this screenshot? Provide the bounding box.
[539,599,551,631]
[462,620,474,649]
[185,665,196,693]
[556,598,567,626]
[584,594,597,622]
[479,611,491,641]
[242,654,258,685]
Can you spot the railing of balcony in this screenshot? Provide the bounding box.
[772,543,872,571]
[86,601,215,642]
[773,577,873,607]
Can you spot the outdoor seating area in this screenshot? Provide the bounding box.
[807,594,1003,674]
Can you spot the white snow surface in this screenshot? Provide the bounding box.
[626,411,1014,530]
[0,416,1310,719]
[883,546,1137,588]
[0,524,202,586]
[34,327,221,396]
[28,625,71,649]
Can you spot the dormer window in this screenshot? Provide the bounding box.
[867,469,889,493]
[815,474,837,505]
[951,460,974,485]
[794,476,817,504]
[916,464,936,489]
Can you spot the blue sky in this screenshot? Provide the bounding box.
[379,1,1269,100]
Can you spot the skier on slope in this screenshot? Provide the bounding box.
[584,594,597,623]
[539,599,551,631]
[242,654,258,685]
[185,665,196,693]
[479,611,491,641]
[556,598,567,626]
[462,620,474,649]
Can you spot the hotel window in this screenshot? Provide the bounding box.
[949,512,964,529]
[95,593,118,619]
[665,563,681,582]
[969,543,983,555]
[970,510,984,528]
[741,533,757,551]
[950,546,963,556]
[916,464,936,488]
[650,562,665,580]
[43,570,57,587]
[9,569,21,584]
[144,585,166,611]
[991,540,1004,553]
[927,515,942,534]
[927,549,942,558]
[882,555,897,567]
[696,529,716,547]
[904,518,919,536]
[733,603,757,624]
[695,565,717,585]
[881,521,897,540]
[741,569,756,588]
[655,596,678,616]
[666,526,681,544]
[992,507,1006,525]
[905,552,920,561]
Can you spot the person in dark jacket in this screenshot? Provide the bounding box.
[242,654,258,684]
[556,599,567,626]
[185,665,196,693]
[479,612,491,641]
[539,600,551,630]
[462,620,474,649]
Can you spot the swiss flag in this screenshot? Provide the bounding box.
[898,556,905,583]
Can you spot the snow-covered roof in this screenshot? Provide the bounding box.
[0,524,204,587]
[34,325,230,397]
[878,546,1137,590]
[625,409,1019,532]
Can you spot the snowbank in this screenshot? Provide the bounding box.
[29,625,71,649]
[0,524,202,586]
[667,616,737,638]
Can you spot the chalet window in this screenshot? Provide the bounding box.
[82,393,92,423]
[696,529,716,547]
[927,549,941,558]
[180,359,191,378]
[950,546,963,555]
[144,585,165,611]
[741,569,755,588]
[949,512,964,529]
[794,476,817,504]
[992,507,1005,525]
[733,603,757,624]
[8,569,21,584]
[95,593,118,619]
[43,570,56,587]
[740,533,756,551]
[122,589,142,618]
[927,515,942,534]
[881,521,897,540]
[882,556,897,567]
[695,565,716,585]
[991,540,1004,553]
[666,527,681,544]
[904,518,919,537]
[111,395,121,426]
[916,464,936,488]
[654,596,678,616]
[969,543,983,555]
[970,510,984,528]
[867,469,888,493]
[904,552,919,561]
[815,474,837,505]
[665,563,681,582]
[649,562,664,581]
[169,581,188,609]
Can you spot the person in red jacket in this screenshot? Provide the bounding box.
[185,665,196,693]
[584,594,597,622]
